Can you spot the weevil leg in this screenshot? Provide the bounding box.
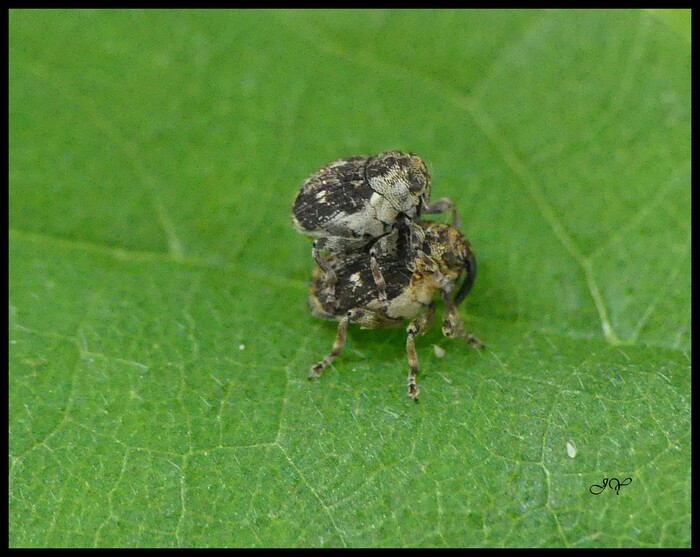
[309,315,349,379]
[395,213,415,255]
[440,290,484,348]
[405,303,436,400]
[423,197,460,229]
[369,245,388,307]
[312,240,339,309]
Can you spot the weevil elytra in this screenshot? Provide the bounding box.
[307,221,483,400]
[292,151,459,310]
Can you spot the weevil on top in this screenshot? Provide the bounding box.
[292,150,483,400]
[292,151,459,308]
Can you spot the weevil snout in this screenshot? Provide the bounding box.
[454,247,476,306]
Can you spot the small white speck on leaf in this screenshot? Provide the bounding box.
[238,344,246,351]
[433,344,446,358]
[566,440,577,458]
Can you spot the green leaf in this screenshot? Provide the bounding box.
[10,9,690,548]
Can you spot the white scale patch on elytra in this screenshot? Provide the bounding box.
[349,272,363,291]
[339,204,388,238]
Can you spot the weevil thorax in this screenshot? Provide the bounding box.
[365,151,431,218]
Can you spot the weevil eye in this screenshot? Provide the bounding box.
[406,168,428,194]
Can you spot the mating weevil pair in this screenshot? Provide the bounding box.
[292,150,483,400]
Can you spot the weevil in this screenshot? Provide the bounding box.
[292,151,459,310]
[307,221,483,400]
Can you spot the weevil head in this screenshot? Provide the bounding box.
[365,151,431,215]
[420,222,476,306]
